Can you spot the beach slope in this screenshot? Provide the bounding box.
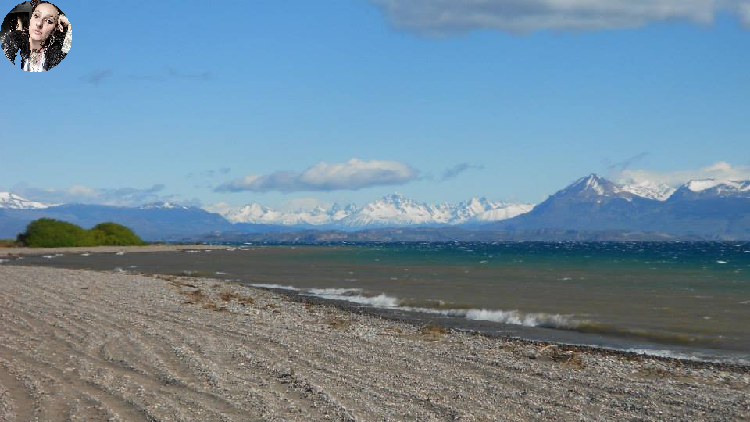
[0,266,747,421]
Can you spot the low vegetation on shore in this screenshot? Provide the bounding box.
[0,238,20,248]
[16,218,146,248]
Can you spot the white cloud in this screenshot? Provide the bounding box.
[203,201,234,215]
[12,183,174,206]
[371,0,748,34]
[615,161,750,186]
[67,185,98,197]
[216,158,419,193]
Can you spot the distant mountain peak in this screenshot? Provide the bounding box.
[670,178,750,200]
[139,201,189,210]
[618,179,675,201]
[0,192,53,209]
[558,174,622,198]
[684,179,750,193]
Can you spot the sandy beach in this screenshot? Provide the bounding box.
[0,265,748,421]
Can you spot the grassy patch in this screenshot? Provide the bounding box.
[0,239,20,248]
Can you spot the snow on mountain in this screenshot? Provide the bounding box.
[684,179,750,193]
[209,194,534,227]
[558,174,672,201]
[329,203,358,221]
[670,179,750,200]
[557,174,623,198]
[138,201,190,210]
[218,202,356,225]
[220,203,284,224]
[340,193,438,227]
[618,180,675,201]
[0,192,53,209]
[560,174,750,202]
[472,203,536,221]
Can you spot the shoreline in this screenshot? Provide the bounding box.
[0,264,747,420]
[0,244,229,257]
[5,247,749,369]
[251,282,750,372]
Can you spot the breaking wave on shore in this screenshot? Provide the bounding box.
[250,284,582,330]
[247,283,750,365]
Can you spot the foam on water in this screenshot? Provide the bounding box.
[464,309,576,328]
[298,287,580,329]
[250,283,300,291]
[306,288,400,308]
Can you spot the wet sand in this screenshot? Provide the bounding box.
[0,265,748,421]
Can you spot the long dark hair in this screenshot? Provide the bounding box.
[30,0,67,70]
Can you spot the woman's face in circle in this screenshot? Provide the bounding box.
[29,4,59,44]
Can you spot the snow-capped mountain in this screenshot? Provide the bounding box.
[339,194,533,227]
[618,180,675,201]
[138,201,190,210]
[555,173,677,202]
[556,174,623,198]
[667,179,750,201]
[0,192,53,209]
[220,203,342,225]
[554,174,676,202]
[341,194,439,226]
[216,203,333,225]
[208,194,534,227]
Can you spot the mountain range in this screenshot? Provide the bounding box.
[488,174,750,239]
[2,174,749,240]
[210,194,534,227]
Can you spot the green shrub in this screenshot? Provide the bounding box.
[16,219,145,248]
[91,222,146,246]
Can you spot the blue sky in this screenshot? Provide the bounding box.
[2,0,749,210]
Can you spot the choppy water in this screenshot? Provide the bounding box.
[12,242,750,364]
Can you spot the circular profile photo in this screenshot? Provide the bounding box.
[1,1,71,72]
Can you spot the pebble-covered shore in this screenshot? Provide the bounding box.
[0,265,748,421]
[0,245,229,258]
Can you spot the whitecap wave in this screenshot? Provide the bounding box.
[464,309,575,328]
[250,283,300,291]
[300,287,579,329]
[308,287,363,296]
[306,288,399,308]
